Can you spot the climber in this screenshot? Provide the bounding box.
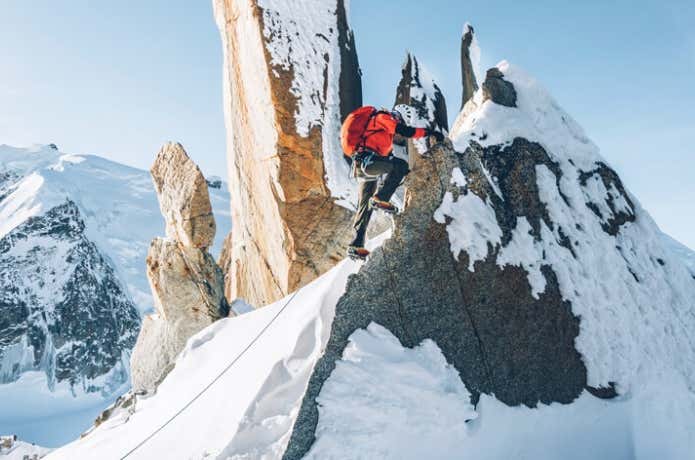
[341,104,445,261]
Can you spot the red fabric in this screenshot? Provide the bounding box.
[413,127,427,139]
[341,106,378,156]
[362,112,400,156]
[341,106,427,157]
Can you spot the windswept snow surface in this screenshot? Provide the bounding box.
[443,62,695,393]
[306,323,478,460]
[309,324,695,460]
[46,259,363,460]
[661,232,695,278]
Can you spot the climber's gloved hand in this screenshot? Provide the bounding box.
[426,128,445,143]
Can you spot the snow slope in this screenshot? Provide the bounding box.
[46,258,364,460]
[308,324,695,460]
[661,232,695,278]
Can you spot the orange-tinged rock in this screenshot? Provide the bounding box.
[214,0,362,306]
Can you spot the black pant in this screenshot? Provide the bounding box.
[350,153,410,248]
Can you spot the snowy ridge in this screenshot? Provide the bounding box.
[45,228,695,459]
[443,62,695,391]
[47,259,363,460]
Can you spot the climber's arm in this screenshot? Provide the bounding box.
[396,123,445,142]
[395,123,427,139]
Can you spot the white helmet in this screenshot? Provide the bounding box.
[392,104,416,125]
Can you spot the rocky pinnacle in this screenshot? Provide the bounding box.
[129,143,229,393]
[461,24,479,109]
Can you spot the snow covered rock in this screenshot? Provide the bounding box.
[482,67,517,107]
[284,62,695,458]
[130,145,230,393]
[394,53,448,163]
[0,200,140,394]
[150,142,216,249]
[213,0,362,307]
[395,53,449,135]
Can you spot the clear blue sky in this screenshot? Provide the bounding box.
[1,0,693,247]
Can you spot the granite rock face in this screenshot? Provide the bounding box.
[482,68,517,107]
[283,140,589,458]
[395,53,449,134]
[151,142,216,249]
[214,0,362,307]
[0,200,140,394]
[283,64,655,456]
[130,144,230,393]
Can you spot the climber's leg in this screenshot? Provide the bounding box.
[349,179,378,249]
[372,156,410,202]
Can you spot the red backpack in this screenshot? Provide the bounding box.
[341,106,385,157]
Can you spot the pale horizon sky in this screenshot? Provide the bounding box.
[1,0,693,247]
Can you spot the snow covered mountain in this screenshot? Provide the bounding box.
[46,50,695,460]
[0,144,231,446]
[19,3,695,458]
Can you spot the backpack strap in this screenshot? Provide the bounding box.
[356,109,390,153]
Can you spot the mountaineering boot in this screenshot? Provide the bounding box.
[369,197,398,214]
[347,246,370,261]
